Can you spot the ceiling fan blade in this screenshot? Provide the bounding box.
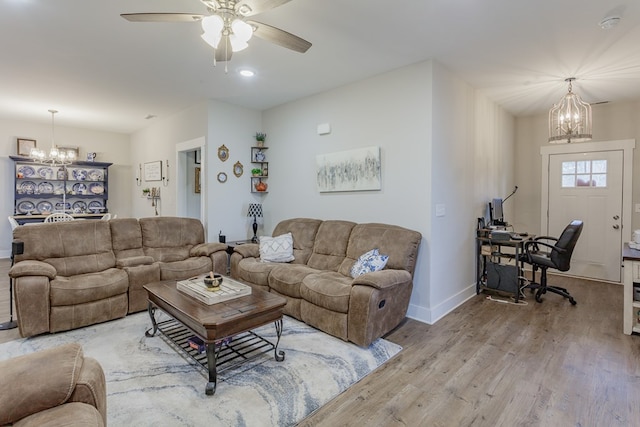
[120,13,204,23]
[215,36,233,62]
[248,20,311,53]
[239,0,293,16]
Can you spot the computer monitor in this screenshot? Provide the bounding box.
[490,198,504,225]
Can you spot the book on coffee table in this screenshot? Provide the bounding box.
[177,277,252,305]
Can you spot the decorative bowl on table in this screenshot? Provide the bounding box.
[203,274,223,291]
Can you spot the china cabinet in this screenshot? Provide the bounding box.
[10,156,112,223]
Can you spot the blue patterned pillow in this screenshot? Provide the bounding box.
[350,248,389,278]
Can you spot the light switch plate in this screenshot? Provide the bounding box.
[436,204,446,217]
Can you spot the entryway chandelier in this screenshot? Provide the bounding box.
[29,110,76,165]
[548,78,592,144]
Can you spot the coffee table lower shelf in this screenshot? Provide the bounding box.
[145,312,284,395]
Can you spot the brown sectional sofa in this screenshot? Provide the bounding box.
[9,216,228,338]
[230,218,422,347]
[0,343,106,426]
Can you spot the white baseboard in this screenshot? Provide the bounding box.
[407,283,477,325]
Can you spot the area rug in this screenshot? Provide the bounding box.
[0,312,401,426]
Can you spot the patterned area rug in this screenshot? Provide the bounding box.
[0,312,401,426]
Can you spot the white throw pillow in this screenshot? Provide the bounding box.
[350,248,389,278]
[259,233,295,263]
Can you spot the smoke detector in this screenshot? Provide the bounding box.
[599,16,621,30]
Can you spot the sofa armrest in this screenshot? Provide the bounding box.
[351,269,412,290]
[233,243,260,258]
[191,242,227,257]
[0,343,88,425]
[70,356,107,425]
[9,260,57,279]
[116,255,155,268]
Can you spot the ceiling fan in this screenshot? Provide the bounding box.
[121,0,312,65]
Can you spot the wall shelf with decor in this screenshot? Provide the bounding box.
[10,155,112,224]
[250,146,268,193]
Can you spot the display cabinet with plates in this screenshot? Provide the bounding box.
[10,156,112,223]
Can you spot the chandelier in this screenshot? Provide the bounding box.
[548,78,592,144]
[29,110,76,165]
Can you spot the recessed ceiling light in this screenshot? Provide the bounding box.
[239,69,255,77]
[599,16,621,30]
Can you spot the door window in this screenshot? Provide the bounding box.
[561,159,607,188]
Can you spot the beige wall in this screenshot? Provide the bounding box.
[515,100,640,236]
[0,118,130,257]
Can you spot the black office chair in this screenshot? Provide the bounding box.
[520,220,583,305]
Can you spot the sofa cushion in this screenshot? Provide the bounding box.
[307,220,355,271]
[14,402,104,427]
[350,249,389,278]
[300,272,352,313]
[158,256,212,281]
[272,218,322,265]
[260,233,295,262]
[140,217,205,262]
[0,343,84,425]
[50,268,129,306]
[338,223,422,277]
[235,257,278,287]
[110,218,146,259]
[269,264,322,298]
[14,221,116,276]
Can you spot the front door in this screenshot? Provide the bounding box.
[547,150,623,282]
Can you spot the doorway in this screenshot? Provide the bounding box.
[540,139,635,283]
[175,137,206,232]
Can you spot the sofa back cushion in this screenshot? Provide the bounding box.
[338,223,422,277]
[140,217,205,262]
[307,220,356,271]
[110,218,145,259]
[272,218,322,265]
[13,220,116,276]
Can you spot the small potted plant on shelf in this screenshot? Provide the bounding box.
[251,168,262,176]
[142,188,150,197]
[255,132,266,147]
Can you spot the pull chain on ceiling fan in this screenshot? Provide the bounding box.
[121,0,312,72]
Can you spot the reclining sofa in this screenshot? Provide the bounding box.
[0,343,106,426]
[9,217,228,338]
[230,218,422,347]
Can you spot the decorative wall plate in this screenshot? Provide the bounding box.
[233,161,243,177]
[217,172,227,183]
[218,144,229,162]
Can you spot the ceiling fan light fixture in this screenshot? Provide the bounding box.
[229,34,249,52]
[231,19,253,42]
[201,14,224,34]
[201,31,222,49]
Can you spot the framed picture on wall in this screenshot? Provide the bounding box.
[144,161,162,181]
[17,138,36,156]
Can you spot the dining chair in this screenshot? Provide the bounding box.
[7,216,19,230]
[44,212,75,223]
[100,213,111,221]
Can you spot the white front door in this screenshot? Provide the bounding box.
[548,150,623,282]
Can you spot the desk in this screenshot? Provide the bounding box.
[476,229,532,303]
[622,243,640,334]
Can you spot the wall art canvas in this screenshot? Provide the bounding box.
[316,146,381,192]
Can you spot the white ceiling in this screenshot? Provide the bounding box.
[2,0,640,134]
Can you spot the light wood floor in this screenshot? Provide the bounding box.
[1,258,638,426]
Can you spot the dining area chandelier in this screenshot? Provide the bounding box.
[548,78,592,144]
[28,110,76,165]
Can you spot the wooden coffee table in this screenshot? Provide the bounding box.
[143,280,287,395]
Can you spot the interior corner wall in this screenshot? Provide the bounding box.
[427,62,516,323]
[515,100,640,236]
[262,60,433,322]
[205,100,261,243]
[129,102,209,220]
[0,117,130,258]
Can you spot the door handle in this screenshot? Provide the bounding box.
[613,215,620,220]
[613,224,620,230]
